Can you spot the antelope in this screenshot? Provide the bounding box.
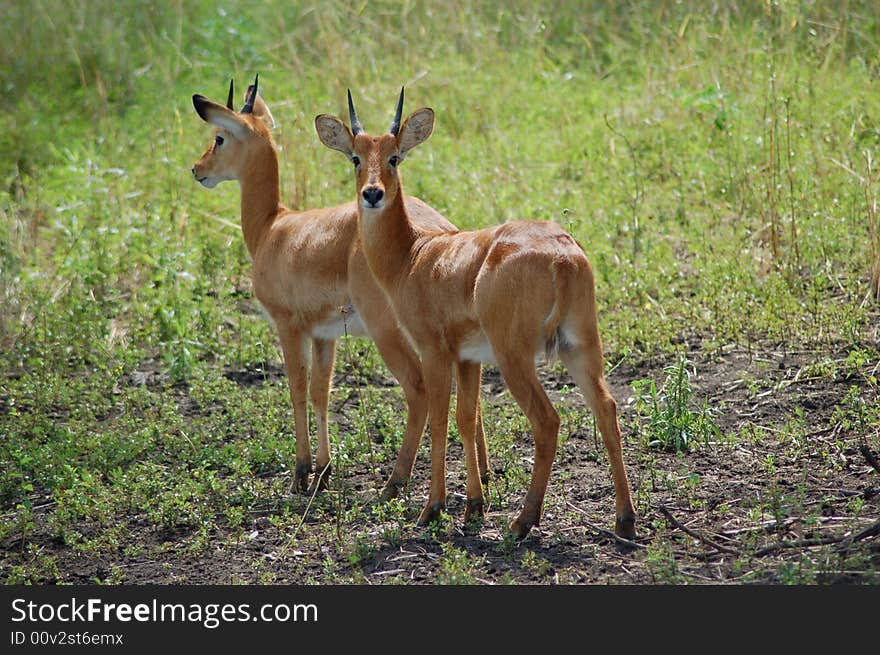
[191,77,489,498]
[315,89,636,539]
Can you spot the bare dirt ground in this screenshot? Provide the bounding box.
[5,346,879,585]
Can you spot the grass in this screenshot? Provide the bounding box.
[1,0,879,584]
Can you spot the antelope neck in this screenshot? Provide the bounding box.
[238,149,281,257]
[358,189,419,287]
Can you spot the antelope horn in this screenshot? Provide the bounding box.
[226,79,235,110]
[389,86,404,136]
[242,74,259,114]
[347,89,363,135]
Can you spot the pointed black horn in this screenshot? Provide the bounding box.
[347,89,363,135]
[226,79,235,110]
[389,86,404,136]
[242,74,259,113]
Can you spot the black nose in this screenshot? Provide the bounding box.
[362,187,384,206]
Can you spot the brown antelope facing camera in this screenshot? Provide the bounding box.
[191,76,488,497]
[315,89,636,539]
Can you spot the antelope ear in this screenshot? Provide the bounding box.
[244,84,276,130]
[255,100,276,129]
[315,114,355,156]
[397,108,434,159]
[192,95,251,140]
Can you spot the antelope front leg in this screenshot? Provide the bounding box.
[277,323,311,492]
[455,360,485,525]
[368,326,429,501]
[309,337,337,493]
[417,353,453,526]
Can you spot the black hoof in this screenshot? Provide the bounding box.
[294,463,312,493]
[308,463,332,494]
[380,480,405,501]
[417,502,446,526]
[509,509,540,540]
[464,497,485,525]
[615,512,637,540]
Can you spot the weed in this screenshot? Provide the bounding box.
[346,533,377,568]
[521,549,554,578]
[776,558,819,585]
[631,355,721,452]
[5,546,62,585]
[422,511,457,544]
[371,498,408,548]
[831,385,879,435]
[644,526,684,584]
[437,542,484,585]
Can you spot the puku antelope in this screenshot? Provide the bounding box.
[191,76,489,497]
[315,89,636,539]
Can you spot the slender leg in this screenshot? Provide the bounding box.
[417,352,454,526]
[475,391,490,486]
[309,337,336,493]
[560,346,636,539]
[369,329,429,500]
[494,352,560,539]
[455,360,485,524]
[349,250,491,501]
[276,322,311,492]
[378,349,489,500]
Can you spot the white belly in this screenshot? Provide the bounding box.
[458,331,496,364]
[458,330,564,365]
[310,305,367,340]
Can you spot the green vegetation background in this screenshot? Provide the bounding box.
[1,1,878,583]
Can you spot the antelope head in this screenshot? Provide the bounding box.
[191,75,276,188]
[315,87,434,212]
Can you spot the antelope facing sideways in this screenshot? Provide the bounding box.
[191,77,488,497]
[315,89,636,539]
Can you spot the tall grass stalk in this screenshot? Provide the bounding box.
[864,151,880,301]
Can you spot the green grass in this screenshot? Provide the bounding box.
[2,0,879,584]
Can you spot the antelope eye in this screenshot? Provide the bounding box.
[215,135,224,147]
[351,155,360,167]
[389,155,400,167]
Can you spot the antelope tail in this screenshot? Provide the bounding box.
[543,258,577,359]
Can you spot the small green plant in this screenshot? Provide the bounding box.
[346,533,377,568]
[422,510,456,543]
[520,549,553,577]
[842,346,878,380]
[495,529,521,557]
[831,385,879,434]
[800,356,838,380]
[776,558,819,585]
[4,546,62,585]
[437,542,483,585]
[631,355,721,452]
[372,498,408,548]
[644,526,685,584]
[3,488,34,549]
